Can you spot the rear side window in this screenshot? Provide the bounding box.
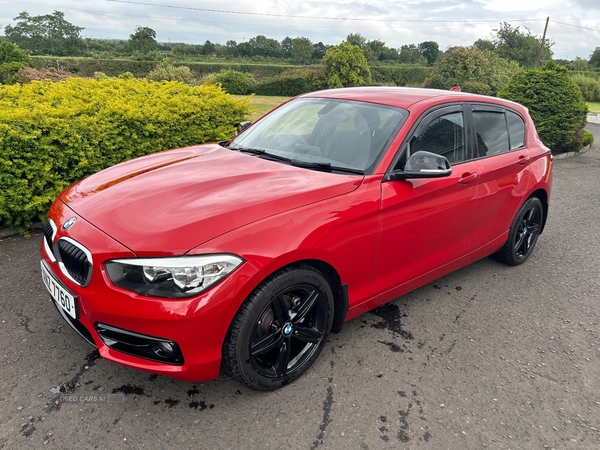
[472,108,527,158]
[472,111,509,157]
[506,111,526,149]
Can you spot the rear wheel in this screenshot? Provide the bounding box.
[496,197,543,266]
[223,264,334,391]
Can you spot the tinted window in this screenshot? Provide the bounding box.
[412,112,465,164]
[506,111,526,149]
[472,111,509,157]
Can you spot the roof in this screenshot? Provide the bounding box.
[300,86,521,112]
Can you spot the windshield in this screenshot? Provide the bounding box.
[229,98,408,174]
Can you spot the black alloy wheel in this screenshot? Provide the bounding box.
[223,265,334,391]
[497,197,544,266]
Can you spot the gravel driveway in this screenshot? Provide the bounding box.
[1,125,599,449]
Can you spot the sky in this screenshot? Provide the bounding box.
[0,0,599,60]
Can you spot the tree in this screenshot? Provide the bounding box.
[4,11,84,56]
[322,42,371,88]
[0,41,31,84]
[424,46,519,95]
[247,35,281,57]
[492,22,553,68]
[222,40,239,58]
[569,57,588,71]
[291,37,313,64]
[418,41,440,65]
[128,26,157,54]
[364,39,386,61]
[312,42,327,60]
[345,33,366,49]
[473,38,495,52]
[499,62,588,152]
[201,40,216,56]
[589,47,600,69]
[281,37,293,58]
[398,44,427,65]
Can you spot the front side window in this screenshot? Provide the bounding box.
[411,111,466,165]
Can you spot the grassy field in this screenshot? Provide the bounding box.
[234,95,290,121]
[588,102,600,113]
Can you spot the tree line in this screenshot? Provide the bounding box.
[6,9,600,71]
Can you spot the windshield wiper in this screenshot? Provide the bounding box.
[290,161,365,175]
[230,146,364,174]
[229,146,294,162]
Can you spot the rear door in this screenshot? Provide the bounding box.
[466,104,532,251]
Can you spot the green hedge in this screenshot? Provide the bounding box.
[370,65,433,86]
[31,56,304,80]
[0,78,250,231]
[254,68,326,96]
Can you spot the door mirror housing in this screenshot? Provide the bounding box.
[386,151,452,180]
[236,121,252,135]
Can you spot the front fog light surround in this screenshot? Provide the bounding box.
[105,254,243,298]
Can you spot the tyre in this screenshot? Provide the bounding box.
[496,197,544,266]
[223,264,334,391]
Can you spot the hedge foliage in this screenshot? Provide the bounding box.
[0,78,250,231]
[254,67,326,96]
[31,56,298,80]
[571,73,600,102]
[499,62,588,153]
[370,65,432,87]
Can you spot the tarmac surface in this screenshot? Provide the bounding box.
[1,124,599,449]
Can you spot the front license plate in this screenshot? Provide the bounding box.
[41,261,78,319]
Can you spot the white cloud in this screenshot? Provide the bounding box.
[0,0,598,58]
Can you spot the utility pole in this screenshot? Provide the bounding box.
[536,17,549,68]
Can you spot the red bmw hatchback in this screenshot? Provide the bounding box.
[41,87,552,390]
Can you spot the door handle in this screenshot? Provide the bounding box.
[517,155,531,165]
[458,172,478,184]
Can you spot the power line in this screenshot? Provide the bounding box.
[102,0,538,24]
[0,0,544,30]
[551,20,600,32]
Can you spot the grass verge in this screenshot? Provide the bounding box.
[588,102,600,113]
[234,95,291,121]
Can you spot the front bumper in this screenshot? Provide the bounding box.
[41,199,261,382]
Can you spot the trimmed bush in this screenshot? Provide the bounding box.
[205,69,256,95]
[254,67,326,96]
[499,62,588,153]
[147,60,196,84]
[14,67,74,84]
[0,78,250,231]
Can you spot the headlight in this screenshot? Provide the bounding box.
[105,255,243,298]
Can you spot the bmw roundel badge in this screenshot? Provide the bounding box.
[62,217,77,230]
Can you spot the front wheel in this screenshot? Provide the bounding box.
[496,197,544,266]
[223,264,334,391]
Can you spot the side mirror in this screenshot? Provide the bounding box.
[386,151,452,180]
[236,121,252,135]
